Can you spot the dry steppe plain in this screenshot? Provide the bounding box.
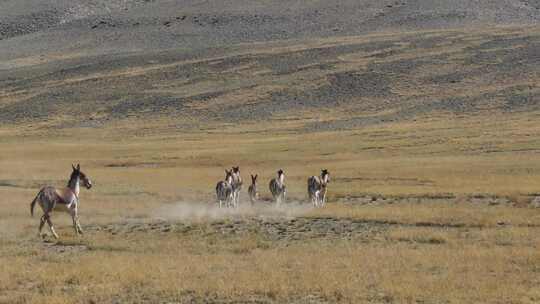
[1,1,540,303]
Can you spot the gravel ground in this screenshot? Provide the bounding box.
[1,0,539,61]
[1,1,539,131]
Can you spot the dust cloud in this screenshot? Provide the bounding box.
[153,200,314,222]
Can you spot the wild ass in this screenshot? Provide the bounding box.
[308,169,330,207]
[231,166,243,207]
[269,169,286,206]
[216,169,234,208]
[30,164,93,239]
[248,174,259,205]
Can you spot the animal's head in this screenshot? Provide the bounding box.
[232,166,240,174]
[251,174,258,184]
[71,164,92,189]
[225,169,233,183]
[321,169,330,183]
[277,169,284,178]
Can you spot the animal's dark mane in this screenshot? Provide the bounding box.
[67,170,79,187]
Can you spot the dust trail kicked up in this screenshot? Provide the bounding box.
[153,201,314,222]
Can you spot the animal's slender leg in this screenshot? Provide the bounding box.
[45,215,59,239]
[70,209,83,235]
[69,209,79,236]
[76,217,84,235]
[39,215,46,237]
[75,209,84,234]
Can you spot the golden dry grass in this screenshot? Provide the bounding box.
[1,202,539,303]
[1,124,540,303]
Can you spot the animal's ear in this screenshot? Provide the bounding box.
[254,174,258,180]
[251,174,254,179]
[76,164,80,170]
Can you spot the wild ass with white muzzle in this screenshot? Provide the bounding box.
[308,169,330,207]
[269,169,286,206]
[231,166,243,208]
[30,164,93,239]
[216,169,234,208]
[248,174,259,205]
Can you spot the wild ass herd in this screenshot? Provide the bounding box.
[216,167,330,208]
[29,164,330,238]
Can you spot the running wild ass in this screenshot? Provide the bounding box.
[30,164,93,238]
[248,174,259,205]
[231,166,243,207]
[269,169,286,206]
[308,169,330,207]
[216,169,234,208]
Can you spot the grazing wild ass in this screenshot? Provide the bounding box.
[30,164,93,239]
[248,174,259,205]
[216,169,234,208]
[308,169,330,207]
[269,169,286,206]
[231,166,243,207]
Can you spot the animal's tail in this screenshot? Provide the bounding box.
[30,191,40,217]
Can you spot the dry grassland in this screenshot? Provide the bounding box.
[0,123,539,303]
